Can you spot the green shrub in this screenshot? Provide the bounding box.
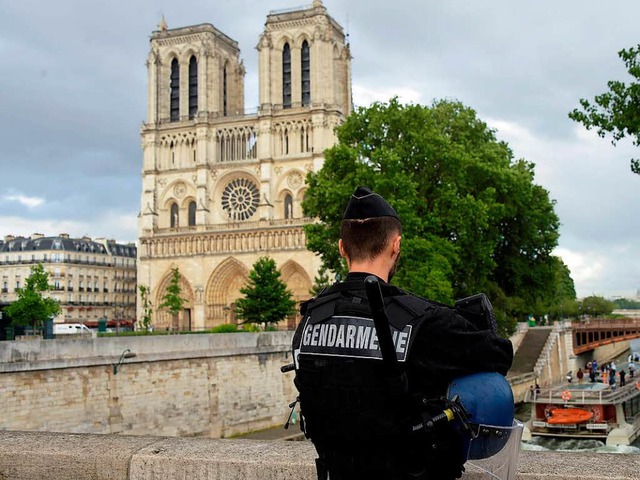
[209,324,240,333]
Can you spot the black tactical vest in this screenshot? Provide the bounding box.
[292,283,463,479]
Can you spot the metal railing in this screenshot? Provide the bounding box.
[532,380,640,405]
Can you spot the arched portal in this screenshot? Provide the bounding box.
[280,260,312,329]
[205,257,249,328]
[154,269,195,331]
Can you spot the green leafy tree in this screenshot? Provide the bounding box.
[138,285,153,333]
[612,297,640,309]
[303,98,567,335]
[158,268,185,327]
[6,263,60,333]
[580,295,614,318]
[310,267,332,296]
[235,257,296,327]
[569,45,640,175]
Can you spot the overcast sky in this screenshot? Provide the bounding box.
[1,0,639,299]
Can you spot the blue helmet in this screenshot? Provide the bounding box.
[447,372,523,479]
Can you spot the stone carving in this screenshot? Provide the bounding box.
[174,182,187,198]
[287,171,303,189]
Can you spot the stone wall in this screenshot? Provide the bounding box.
[0,332,296,437]
[0,431,638,480]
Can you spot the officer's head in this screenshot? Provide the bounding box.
[339,186,402,281]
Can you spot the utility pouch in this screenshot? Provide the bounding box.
[455,293,497,334]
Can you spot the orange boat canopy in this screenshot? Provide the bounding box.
[546,407,593,425]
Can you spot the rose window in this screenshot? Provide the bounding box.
[221,178,260,221]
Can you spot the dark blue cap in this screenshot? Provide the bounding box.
[342,186,400,221]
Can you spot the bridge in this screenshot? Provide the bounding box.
[572,317,640,354]
[507,318,640,403]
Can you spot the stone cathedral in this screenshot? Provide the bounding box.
[137,1,352,330]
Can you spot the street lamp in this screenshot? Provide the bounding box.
[112,348,136,375]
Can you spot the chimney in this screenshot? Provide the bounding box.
[30,233,45,239]
[59,233,70,239]
[4,235,15,242]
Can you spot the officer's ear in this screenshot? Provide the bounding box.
[338,239,349,262]
[391,235,401,257]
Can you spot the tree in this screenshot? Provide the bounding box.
[234,257,296,327]
[303,98,567,335]
[569,45,640,175]
[310,267,332,296]
[612,297,640,309]
[158,268,185,328]
[580,295,614,318]
[138,285,154,333]
[6,263,60,333]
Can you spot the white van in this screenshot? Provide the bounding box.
[53,323,92,335]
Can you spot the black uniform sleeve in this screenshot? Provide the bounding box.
[409,304,513,387]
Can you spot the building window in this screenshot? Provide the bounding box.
[170,203,179,228]
[284,128,289,154]
[221,178,260,221]
[170,58,180,122]
[284,194,293,219]
[301,40,310,106]
[188,201,196,226]
[223,63,228,116]
[283,43,291,108]
[188,55,198,119]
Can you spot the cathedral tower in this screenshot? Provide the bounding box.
[138,1,352,331]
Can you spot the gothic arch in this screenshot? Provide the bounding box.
[182,48,199,63]
[154,268,195,331]
[160,179,195,208]
[205,257,249,327]
[162,48,182,65]
[276,35,293,51]
[294,33,312,49]
[280,260,312,329]
[180,195,197,209]
[280,260,312,303]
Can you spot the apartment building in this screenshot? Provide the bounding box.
[0,234,136,327]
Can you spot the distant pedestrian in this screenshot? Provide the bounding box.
[566,371,573,383]
[577,368,584,384]
[629,362,636,379]
[609,372,616,389]
[620,369,627,387]
[535,383,541,395]
[589,368,597,382]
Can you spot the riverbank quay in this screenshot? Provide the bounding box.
[0,430,638,479]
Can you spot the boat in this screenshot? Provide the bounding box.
[523,373,640,446]
[545,407,593,425]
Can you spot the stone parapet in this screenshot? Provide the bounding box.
[0,331,293,372]
[0,431,638,480]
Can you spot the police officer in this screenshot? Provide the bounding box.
[292,186,513,480]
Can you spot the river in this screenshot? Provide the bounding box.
[519,339,640,453]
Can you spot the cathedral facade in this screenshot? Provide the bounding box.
[137,1,352,330]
